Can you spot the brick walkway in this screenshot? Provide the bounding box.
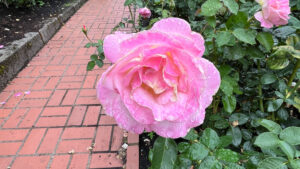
[0,0,139,168]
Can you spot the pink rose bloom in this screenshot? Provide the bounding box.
[254,0,290,28]
[97,18,220,138]
[138,7,151,18]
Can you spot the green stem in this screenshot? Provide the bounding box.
[287,59,300,86]
[272,111,275,121]
[128,5,138,32]
[85,35,93,43]
[213,96,220,114]
[257,60,265,112]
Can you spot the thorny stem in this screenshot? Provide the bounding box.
[128,5,138,32]
[83,34,93,44]
[257,60,265,112]
[287,59,300,86]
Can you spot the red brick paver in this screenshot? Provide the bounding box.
[0,0,139,168]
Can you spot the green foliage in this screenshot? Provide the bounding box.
[113,0,300,168]
[149,137,177,169]
[151,128,244,169]
[0,0,43,8]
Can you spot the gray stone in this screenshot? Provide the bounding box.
[58,6,75,24]
[0,37,29,90]
[39,18,61,43]
[72,0,81,11]
[24,32,44,59]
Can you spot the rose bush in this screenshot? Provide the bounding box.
[97,18,220,138]
[254,0,290,28]
[83,0,300,168]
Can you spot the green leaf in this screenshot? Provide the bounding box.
[206,16,216,28]
[280,127,300,145]
[216,31,234,47]
[188,142,209,160]
[273,26,296,38]
[84,43,92,48]
[220,78,233,96]
[290,159,300,169]
[289,16,300,29]
[200,128,220,150]
[97,45,103,54]
[95,59,104,68]
[241,129,253,141]
[221,0,239,14]
[267,99,284,112]
[254,132,280,148]
[222,95,236,113]
[183,128,198,141]
[87,61,95,71]
[256,32,274,52]
[216,148,239,163]
[218,65,232,76]
[223,46,246,60]
[286,35,300,48]
[233,28,256,45]
[99,53,105,60]
[278,141,295,159]
[257,157,288,169]
[201,0,223,16]
[277,108,289,120]
[178,142,190,153]
[174,156,192,169]
[258,119,282,134]
[151,137,177,169]
[124,0,133,6]
[224,163,245,169]
[273,45,300,59]
[226,12,249,29]
[227,126,242,147]
[218,135,233,148]
[229,113,249,125]
[247,46,264,59]
[261,73,277,85]
[90,54,98,61]
[214,119,230,129]
[162,9,170,18]
[197,156,222,169]
[267,52,290,70]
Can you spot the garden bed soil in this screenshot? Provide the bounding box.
[0,0,74,47]
[139,133,155,169]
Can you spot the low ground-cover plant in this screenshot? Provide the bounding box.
[0,0,44,7]
[85,0,300,168]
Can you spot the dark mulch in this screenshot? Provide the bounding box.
[0,0,74,47]
[139,133,156,169]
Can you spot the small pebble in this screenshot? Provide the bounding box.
[121,143,128,149]
[16,19,20,21]
[68,149,75,154]
[4,28,10,31]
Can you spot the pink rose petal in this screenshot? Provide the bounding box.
[14,92,22,97]
[24,91,31,95]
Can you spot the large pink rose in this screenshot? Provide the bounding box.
[97,18,220,138]
[254,0,290,28]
